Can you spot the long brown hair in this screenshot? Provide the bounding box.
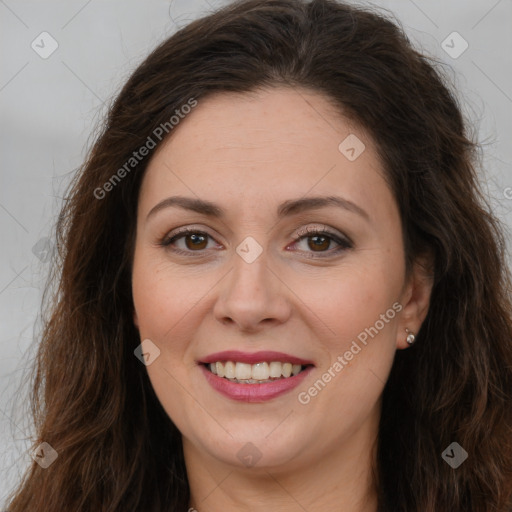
[6,0,512,510]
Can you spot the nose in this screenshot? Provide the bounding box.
[213,247,292,333]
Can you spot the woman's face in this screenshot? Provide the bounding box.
[132,87,430,473]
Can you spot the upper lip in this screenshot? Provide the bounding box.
[200,350,315,366]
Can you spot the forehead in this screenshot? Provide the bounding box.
[139,87,395,224]
[155,87,358,163]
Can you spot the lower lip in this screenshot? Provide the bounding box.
[200,364,313,403]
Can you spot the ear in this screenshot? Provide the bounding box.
[396,253,434,349]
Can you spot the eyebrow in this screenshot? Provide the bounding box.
[146,195,370,222]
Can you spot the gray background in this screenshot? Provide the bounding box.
[1,0,511,505]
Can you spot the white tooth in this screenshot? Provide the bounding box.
[224,361,236,379]
[282,363,292,378]
[269,361,283,378]
[214,360,301,380]
[216,362,225,378]
[252,362,269,380]
[235,362,252,380]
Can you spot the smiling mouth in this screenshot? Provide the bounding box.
[204,361,311,384]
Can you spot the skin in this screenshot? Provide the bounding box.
[132,86,433,512]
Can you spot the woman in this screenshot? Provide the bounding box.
[6,0,512,510]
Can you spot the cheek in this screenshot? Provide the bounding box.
[131,258,198,423]
[296,270,400,421]
[131,254,220,375]
[295,260,401,344]
[133,276,175,339]
[298,262,402,412]
[131,255,193,348]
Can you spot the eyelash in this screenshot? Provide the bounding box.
[160,226,353,259]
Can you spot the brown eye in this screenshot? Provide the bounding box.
[291,228,353,258]
[183,232,208,250]
[162,229,216,254]
[307,234,331,252]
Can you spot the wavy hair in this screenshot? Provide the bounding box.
[6,0,512,510]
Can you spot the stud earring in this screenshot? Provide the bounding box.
[405,328,416,345]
